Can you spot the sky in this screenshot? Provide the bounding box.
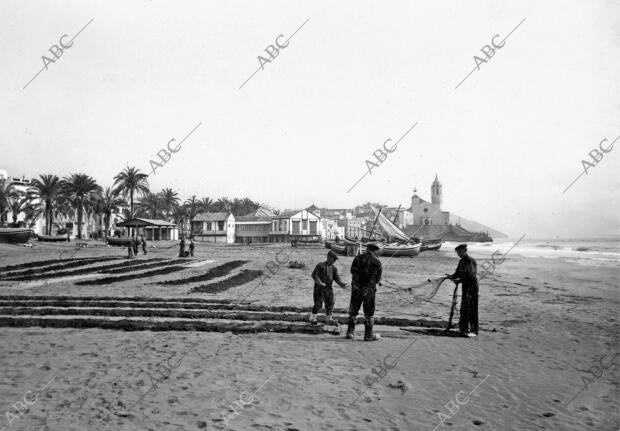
[1,0,618,239]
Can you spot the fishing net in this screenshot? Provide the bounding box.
[381,277,451,302]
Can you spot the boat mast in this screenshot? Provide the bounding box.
[369,207,382,240]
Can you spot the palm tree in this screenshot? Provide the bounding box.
[0,181,14,225]
[61,173,102,239]
[4,184,39,226]
[136,192,164,219]
[113,166,149,218]
[172,205,188,235]
[200,197,214,212]
[160,188,180,220]
[184,195,202,226]
[98,187,126,235]
[32,174,63,235]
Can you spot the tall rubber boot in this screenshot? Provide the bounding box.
[345,317,355,339]
[364,316,379,341]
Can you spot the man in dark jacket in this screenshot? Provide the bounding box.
[347,243,382,341]
[447,244,479,337]
[179,236,186,257]
[310,250,347,325]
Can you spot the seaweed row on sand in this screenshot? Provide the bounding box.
[158,260,249,286]
[0,256,102,273]
[1,257,122,280]
[75,262,195,286]
[99,258,186,275]
[0,294,241,304]
[0,298,348,313]
[3,258,146,282]
[190,269,264,294]
[0,306,444,327]
[0,316,337,335]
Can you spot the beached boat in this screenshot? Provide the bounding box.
[107,237,133,246]
[421,238,443,252]
[38,234,69,242]
[330,242,348,255]
[368,206,422,257]
[0,228,32,244]
[381,242,422,257]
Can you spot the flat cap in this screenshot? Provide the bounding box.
[327,250,339,260]
[455,244,468,252]
[366,243,381,252]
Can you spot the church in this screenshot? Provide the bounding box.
[410,175,456,226]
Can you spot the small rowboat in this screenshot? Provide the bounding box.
[0,228,32,244]
[107,237,133,246]
[380,242,422,257]
[421,238,443,252]
[38,234,69,242]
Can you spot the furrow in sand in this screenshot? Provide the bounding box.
[0,295,244,304]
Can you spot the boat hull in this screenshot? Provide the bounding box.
[107,237,133,246]
[420,239,443,252]
[38,235,69,242]
[0,228,32,244]
[380,243,422,257]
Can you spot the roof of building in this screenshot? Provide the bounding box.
[236,215,272,223]
[275,209,321,219]
[306,203,319,211]
[117,218,177,227]
[194,212,232,222]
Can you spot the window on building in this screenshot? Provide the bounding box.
[302,220,308,230]
[218,221,225,231]
[206,221,212,231]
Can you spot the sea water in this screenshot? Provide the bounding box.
[443,238,620,268]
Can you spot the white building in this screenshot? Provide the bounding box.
[192,212,236,243]
[270,208,322,243]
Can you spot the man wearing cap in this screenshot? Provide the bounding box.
[346,243,383,341]
[309,250,347,324]
[447,244,479,337]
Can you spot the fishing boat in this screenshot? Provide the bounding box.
[0,228,32,244]
[421,238,443,252]
[381,242,422,257]
[38,234,69,242]
[369,206,422,257]
[107,237,133,246]
[330,242,348,255]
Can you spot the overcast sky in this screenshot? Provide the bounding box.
[1,0,618,239]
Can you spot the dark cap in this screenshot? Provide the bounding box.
[366,243,381,252]
[455,244,467,252]
[327,250,338,260]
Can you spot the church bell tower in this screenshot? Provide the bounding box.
[431,174,442,207]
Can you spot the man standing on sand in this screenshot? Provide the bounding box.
[189,237,195,257]
[447,244,479,337]
[179,236,186,258]
[140,235,147,255]
[346,243,382,341]
[310,250,347,325]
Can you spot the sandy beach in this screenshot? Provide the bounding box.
[0,240,617,431]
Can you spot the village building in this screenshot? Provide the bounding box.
[117,218,179,240]
[269,208,322,243]
[192,212,236,243]
[235,214,271,244]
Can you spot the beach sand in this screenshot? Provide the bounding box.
[0,240,618,430]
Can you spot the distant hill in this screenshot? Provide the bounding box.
[452,214,508,238]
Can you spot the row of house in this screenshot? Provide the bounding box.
[191,206,334,244]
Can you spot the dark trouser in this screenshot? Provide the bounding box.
[312,284,334,316]
[142,244,147,255]
[190,248,194,257]
[459,286,478,334]
[348,284,376,319]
